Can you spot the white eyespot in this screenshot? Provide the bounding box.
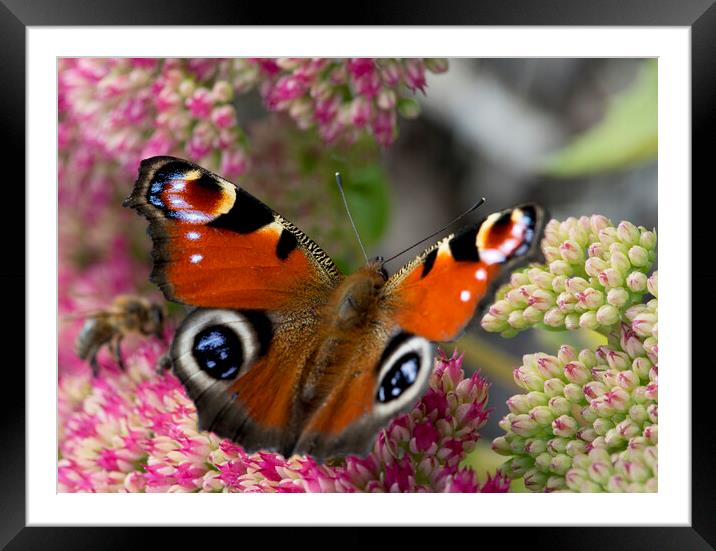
[190,254,203,264]
[475,268,487,281]
[186,231,201,240]
[374,334,433,418]
[460,290,471,302]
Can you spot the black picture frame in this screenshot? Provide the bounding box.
[3,1,713,548]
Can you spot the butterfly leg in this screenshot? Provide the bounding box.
[155,353,173,374]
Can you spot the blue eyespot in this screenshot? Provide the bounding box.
[376,352,420,403]
[192,326,243,380]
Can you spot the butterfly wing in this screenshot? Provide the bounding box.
[383,205,546,342]
[124,156,341,311]
[125,157,342,455]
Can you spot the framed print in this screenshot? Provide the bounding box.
[3,0,713,547]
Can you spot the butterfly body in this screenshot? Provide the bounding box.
[126,156,545,459]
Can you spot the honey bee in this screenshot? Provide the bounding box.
[74,295,166,376]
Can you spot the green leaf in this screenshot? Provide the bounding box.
[340,165,391,247]
[543,59,657,177]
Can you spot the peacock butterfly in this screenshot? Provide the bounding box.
[124,156,546,460]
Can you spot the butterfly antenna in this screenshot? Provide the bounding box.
[382,197,487,264]
[335,172,369,263]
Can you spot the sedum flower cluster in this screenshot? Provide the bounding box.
[58,346,508,493]
[481,216,657,337]
[59,57,447,183]
[485,215,658,492]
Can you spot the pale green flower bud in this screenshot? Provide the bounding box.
[543,378,566,398]
[593,418,614,436]
[578,348,597,368]
[587,461,613,485]
[526,391,548,408]
[628,245,650,267]
[551,275,567,293]
[513,366,545,391]
[543,245,562,263]
[604,349,630,371]
[487,299,513,318]
[616,370,640,391]
[510,272,531,287]
[626,271,648,292]
[523,469,548,491]
[565,314,580,330]
[632,312,657,338]
[565,277,589,294]
[528,268,554,290]
[491,436,512,456]
[523,306,544,324]
[545,475,568,492]
[579,311,599,330]
[598,268,624,288]
[646,270,658,295]
[590,215,611,234]
[552,415,578,437]
[530,406,555,426]
[564,361,591,384]
[604,428,625,448]
[596,304,620,326]
[607,287,630,307]
[524,438,548,456]
[480,313,509,332]
[579,288,605,309]
[556,292,577,313]
[560,240,585,264]
[498,415,513,432]
[507,310,529,330]
[534,354,563,379]
[617,221,640,246]
[543,307,566,327]
[639,230,657,250]
[507,394,531,414]
[563,383,584,403]
[610,251,631,274]
[547,396,571,416]
[550,454,572,475]
[588,242,606,258]
[629,404,648,424]
[506,287,530,307]
[509,436,527,454]
[644,424,658,444]
[565,439,587,457]
[585,257,609,278]
[549,260,573,276]
[599,227,619,246]
[535,452,552,472]
[558,345,577,363]
[616,419,641,440]
[647,404,657,423]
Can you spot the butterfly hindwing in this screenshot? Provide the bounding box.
[384,205,546,342]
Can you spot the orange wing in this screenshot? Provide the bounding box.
[384,205,546,341]
[124,157,341,311]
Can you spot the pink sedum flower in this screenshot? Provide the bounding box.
[58,346,506,493]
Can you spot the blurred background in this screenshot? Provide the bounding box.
[58,57,657,487]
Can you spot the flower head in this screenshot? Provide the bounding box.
[487,215,658,492]
[481,215,657,337]
[59,347,506,493]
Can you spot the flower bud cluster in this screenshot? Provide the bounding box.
[481,216,657,336]
[58,344,507,493]
[492,270,658,492]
